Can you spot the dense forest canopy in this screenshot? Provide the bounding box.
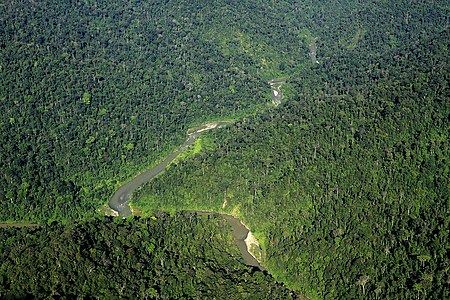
[1,0,448,221]
[135,27,450,298]
[0,214,301,299]
[1,0,299,221]
[1,0,449,299]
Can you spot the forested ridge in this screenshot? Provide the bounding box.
[1,0,449,299]
[137,32,450,298]
[136,29,450,298]
[0,0,446,221]
[2,0,311,221]
[0,213,301,299]
[134,4,450,300]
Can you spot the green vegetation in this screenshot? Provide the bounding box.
[1,0,449,298]
[137,29,450,297]
[171,136,213,167]
[2,0,308,222]
[0,214,299,299]
[133,3,450,299]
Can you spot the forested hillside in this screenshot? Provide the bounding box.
[0,0,447,222]
[0,213,300,299]
[1,0,449,299]
[137,32,450,298]
[1,0,312,221]
[133,3,450,299]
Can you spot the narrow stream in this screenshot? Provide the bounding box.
[268,77,288,105]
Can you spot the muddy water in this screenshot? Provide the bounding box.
[108,122,231,217]
[195,211,264,270]
[107,121,265,270]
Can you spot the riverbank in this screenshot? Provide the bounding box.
[107,121,267,270]
[108,121,232,217]
[107,75,294,275]
[194,210,264,270]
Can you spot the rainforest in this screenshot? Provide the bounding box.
[1,0,449,299]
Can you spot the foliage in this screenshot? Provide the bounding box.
[1,0,310,222]
[0,214,300,299]
[1,0,449,299]
[134,14,450,300]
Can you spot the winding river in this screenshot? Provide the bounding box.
[108,121,264,270]
[108,122,231,217]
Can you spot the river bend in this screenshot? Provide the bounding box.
[107,122,264,269]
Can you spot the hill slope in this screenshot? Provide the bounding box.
[0,214,301,299]
[1,0,449,299]
[134,23,450,300]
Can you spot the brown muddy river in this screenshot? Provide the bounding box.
[108,122,264,270]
